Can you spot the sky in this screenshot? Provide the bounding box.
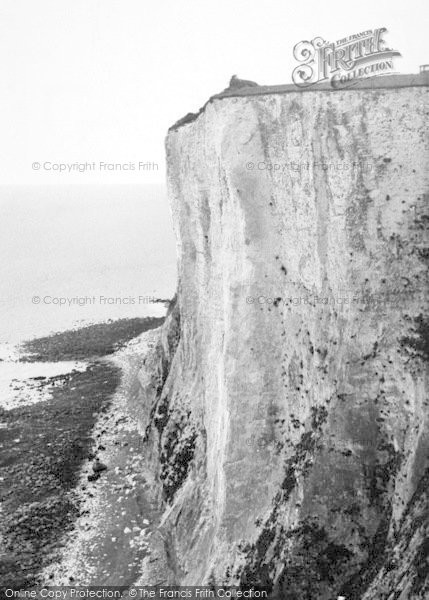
[0,0,427,185]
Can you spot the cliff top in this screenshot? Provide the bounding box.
[169,72,429,132]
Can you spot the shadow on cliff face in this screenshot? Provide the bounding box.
[233,393,407,599]
[236,406,357,599]
[144,298,201,506]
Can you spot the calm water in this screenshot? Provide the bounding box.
[0,185,177,346]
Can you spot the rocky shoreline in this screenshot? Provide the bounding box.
[0,317,165,590]
[37,328,164,587]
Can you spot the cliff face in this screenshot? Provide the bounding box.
[138,80,429,598]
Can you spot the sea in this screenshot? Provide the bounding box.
[0,184,177,346]
[0,184,177,406]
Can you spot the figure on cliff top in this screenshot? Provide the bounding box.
[227,74,259,89]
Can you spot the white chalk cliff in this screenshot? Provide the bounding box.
[137,75,429,599]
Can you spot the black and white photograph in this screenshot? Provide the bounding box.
[0,1,428,599]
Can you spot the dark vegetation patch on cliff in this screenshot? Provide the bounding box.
[275,520,353,600]
[400,315,429,363]
[160,418,197,503]
[236,407,330,594]
[401,466,429,594]
[411,538,429,596]
[340,507,393,600]
[236,403,405,598]
[148,301,181,435]
[156,389,199,504]
[338,439,403,598]
[145,299,199,504]
[367,441,402,504]
[360,466,429,598]
[143,299,180,439]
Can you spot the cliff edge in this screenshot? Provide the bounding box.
[137,75,429,599]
